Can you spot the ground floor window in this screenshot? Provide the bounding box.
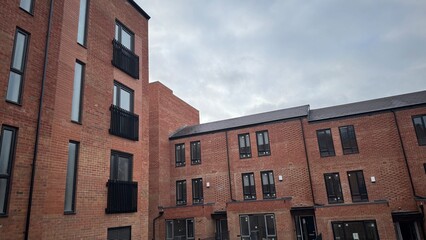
[394,221,423,240]
[166,218,194,240]
[107,226,131,240]
[332,221,379,240]
[239,214,276,240]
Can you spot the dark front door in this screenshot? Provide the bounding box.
[296,216,316,240]
[216,219,229,240]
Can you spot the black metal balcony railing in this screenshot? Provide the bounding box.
[109,105,139,141]
[106,180,138,214]
[112,39,139,79]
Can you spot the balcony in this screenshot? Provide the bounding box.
[109,105,139,141]
[106,180,137,214]
[112,39,139,79]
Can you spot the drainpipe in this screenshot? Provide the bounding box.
[152,209,164,240]
[225,131,235,201]
[299,118,316,205]
[24,0,54,239]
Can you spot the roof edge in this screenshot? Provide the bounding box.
[127,0,151,20]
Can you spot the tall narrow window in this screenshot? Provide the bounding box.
[339,125,359,154]
[77,0,88,45]
[190,141,201,165]
[20,0,34,14]
[175,143,185,167]
[256,130,271,156]
[238,133,251,159]
[176,180,186,205]
[242,173,256,200]
[6,29,29,104]
[347,170,368,202]
[317,129,335,157]
[412,115,426,146]
[0,126,17,215]
[107,226,131,240]
[324,173,343,204]
[64,141,79,213]
[192,178,203,204]
[261,171,276,199]
[115,21,134,51]
[110,151,132,182]
[71,61,85,123]
[113,81,134,112]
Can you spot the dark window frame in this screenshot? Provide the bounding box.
[412,115,426,146]
[0,126,18,216]
[324,172,344,204]
[238,133,252,159]
[242,172,256,200]
[64,141,79,214]
[71,60,85,123]
[332,220,379,240]
[176,180,187,205]
[6,28,30,105]
[77,0,89,46]
[110,150,133,182]
[107,226,131,240]
[190,141,201,165]
[256,130,271,156]
[424,163,426,174]
[317,129,336,157]
[192,178,203,205]
[115,20,135,52]
[113,81,134,113]
[347,170,368,202]
[166,218,195,240]
[19,0,34,14]
[339,125,359,154]
[261,171,276,199]
[175,143,185,167]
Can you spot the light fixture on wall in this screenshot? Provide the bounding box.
[206,182,210,188]
[278,175,283,181]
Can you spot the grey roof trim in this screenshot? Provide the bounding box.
[127,0,151,20]
[169,105,310,139]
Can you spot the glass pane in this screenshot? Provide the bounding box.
[239,136,245,148]
[332,223,345,240]
[258,133,264,145]
[64,143,77,212]
[115,24,119,41]
[268,172,274,184]
[6,72,22,103]
[12,32,27,71]
[243,175,249,187]
[262,173,269,185]
[264,132,269,144]
[113,85,117,106]
[118,156,130,181]
[187,219,194,238]
[240,216,250,236]
[0,130,13,175]
[20,0,32,12]
[120,89,131,111]
[265,215,276,236]
[166,221,173,239]
[71,63,83,122]
[77,0,87,44]
[0,179,8,214]
[121,30,132,50]
[365,222,379,240]
[174,219,186,238]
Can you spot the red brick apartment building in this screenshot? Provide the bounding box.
[0,0,149,239]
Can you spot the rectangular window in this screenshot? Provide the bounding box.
[317,129,335,157]
[7,29,29,104]
[339,125,359,154]
[175,143,185,167]
[424,163,426,174]
[20,0,34,13]
[176,180,186,205]
[324,173,344,204]
[192,178,203,204]
[242,173,256,200]
[77,0,88,45]
[190,141,201,165]
[113,81,134,112]
[332,221,379,240]
[256,130,271,156]
[347,170,368,202]
[238,133,251,159]
[107,226,131,240]
[71,61,85,123]
[110,151,132,182]
[166,219,195,240]
[239,214,276,239]
[64,141,79,213]
[261,171,276,199]
[0,126,17,215]
[412,115,426,146]
[115,21,134,52]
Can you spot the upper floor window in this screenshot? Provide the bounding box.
[242,173,256,200]
[190,141,201,165]
[413,115,426,146]
[110,151,132,182]
[77,0,88,46]
[261,171,276,199]
[113,81,133,112]
[71,61,85,123]
[176,180,187,205]
[115,21,134,52]
[324,173,343,204]
[256,130,271,156]
[7,29,29,104]
[339,125,359,154]
[0,126,18,215]
[238,133,251,159]
[347,170,368,202]
[20,0,34,14]
[317,129,335,157]
[192,178,203,204]
[64,141,79,213]
[175,143,185,167]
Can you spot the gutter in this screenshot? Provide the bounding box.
[152,210,164,240]
[24,0,54,238]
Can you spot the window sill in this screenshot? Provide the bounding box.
[0,214,8,218]
[5,99,22,107]
[175,164,186,168]
[77,42,87,49]
[64,211,76,215]
[19,7,34,16]
[71,120,82,125]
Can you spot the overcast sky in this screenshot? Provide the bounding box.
[137,0,426,123]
